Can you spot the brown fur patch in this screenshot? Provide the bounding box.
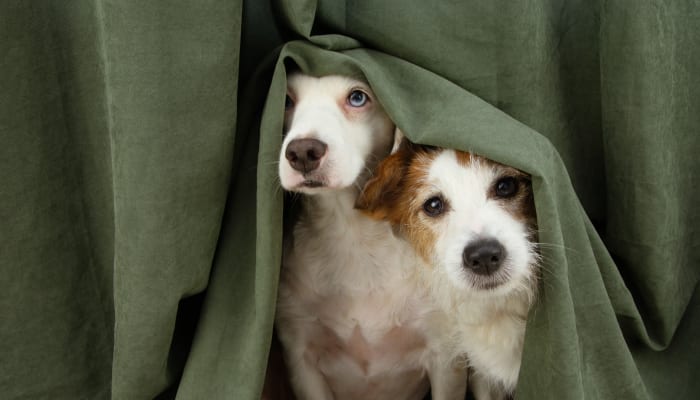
[357,142,442,265]
[398,150,443,264]
[488,165,536,227]
[354,147,411,222]
[454,150,475,168]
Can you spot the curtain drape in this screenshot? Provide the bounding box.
[1,1,697,399]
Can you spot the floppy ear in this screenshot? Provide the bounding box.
[355,152,405,220]
[356,136,414,221]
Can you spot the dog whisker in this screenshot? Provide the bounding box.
[534,241,582,255]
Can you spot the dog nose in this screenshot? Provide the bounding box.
[285,138,328,173]
[462,239,506,276]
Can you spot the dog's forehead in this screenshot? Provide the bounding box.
[287,74,368,97]
[425,150,497,197]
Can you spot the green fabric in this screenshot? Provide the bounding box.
[1,1,697,399]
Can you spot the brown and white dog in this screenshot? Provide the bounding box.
[275,74,466,400]
[356,138,539,400]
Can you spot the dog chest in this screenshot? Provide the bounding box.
[278,218,436,395]
[305,318,429,372]
[302,314,431,400]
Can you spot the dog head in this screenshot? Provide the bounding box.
[279,73,395,194]
[356,141,538,297]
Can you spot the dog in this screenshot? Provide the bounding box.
[274,73,467,400]
[356,138,539,400]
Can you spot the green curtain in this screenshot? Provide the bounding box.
[1,1,697,399]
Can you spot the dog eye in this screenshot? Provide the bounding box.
[422,196,445,217]
[285,95,294,110]
[347,90,368,107]
[495,177,519,198]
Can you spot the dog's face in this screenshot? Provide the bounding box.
[279,73,394,194]
[357,142,538,296]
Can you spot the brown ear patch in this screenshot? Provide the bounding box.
[356,140,436,220]
[355,144,415,222]
[396,150,443,265]
[358,141,444,265]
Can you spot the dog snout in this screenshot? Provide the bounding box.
[285,138,328,173]
[462,238,506,276]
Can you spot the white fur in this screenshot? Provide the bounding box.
[279,74,393,192]
[421,150,538,400]
[275,75,466,400]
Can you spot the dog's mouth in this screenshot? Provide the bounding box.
[289,177,328,191]
[302,179,324,188]
[470,277,508,291]
[463,267,513,292]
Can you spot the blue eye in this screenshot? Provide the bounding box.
[347,90,368,107]
[285,95,294,110]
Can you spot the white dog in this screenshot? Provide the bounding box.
[357,139,539,400]
[275,74,466,400]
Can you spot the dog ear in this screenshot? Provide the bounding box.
[356,141,414,221]
[390,127,405,154]
[392,128,432,156]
